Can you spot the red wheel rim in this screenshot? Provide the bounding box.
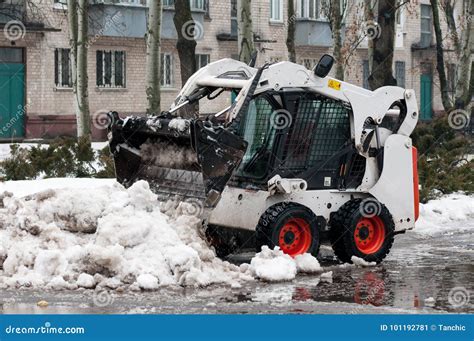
[354,217,385,254]
[278,218,312,257]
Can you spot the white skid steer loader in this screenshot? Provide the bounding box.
[107,55,420,263]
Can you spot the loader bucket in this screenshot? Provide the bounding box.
[107,112,247,207]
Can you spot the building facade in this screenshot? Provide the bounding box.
[0,0,468,141]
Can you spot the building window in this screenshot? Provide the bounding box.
[96,50,126,88]
[118,0,146,4]
[270,0,283,21]
[195,54,210,69]
[395,61,405,88]
[162,0,204,10]
[447,63,457,94]
[270,56,282,63]
[362,60,369,89]
[190,0,204,10]
[54,48,72,88]
[231,0,238,36]
[161,53,173,87]
[0,48,23,64]
[420,4,432,48]
[301,58,317,70]
[203,0,210,18]
[297,0,326,19]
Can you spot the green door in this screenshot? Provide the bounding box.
[420,73,433,120]
[0,58,25,139]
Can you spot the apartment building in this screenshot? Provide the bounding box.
[0,0,467,140]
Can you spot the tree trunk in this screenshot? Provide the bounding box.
[454,0,472,108]
[443,0,460,53]
[67,0,79,126]
[76,0,90,139]
[238,0,254,63]
[145,0,162,115]
[430,0,454,111]
[173,0,197,86]
[329,0,344,79]
[286,0,296,63]
[67,0,90,140]
[368,0,396,90]
[364,0,375,76]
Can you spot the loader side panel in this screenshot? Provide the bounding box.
[369,134,416,231]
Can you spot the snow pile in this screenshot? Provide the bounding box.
[0,181,247,289]
[294,253,323,273]
[416,193,474,236]
[351,256,377,267]
[320,271,333,283]
[0,178,116,198]
[249,246,297,282]
[249,246,323,282]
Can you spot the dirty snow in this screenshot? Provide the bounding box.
[137,274,159,290]
[249,246,297,282]
[415,193,474,236]
[249,246,323,282]
[294,253,323,273]
[320,271,333,283]
[0,180,248,289]
[0,178,116,198]
[0,177,472,290]
[77,273,95,288]
[351,256,377,267]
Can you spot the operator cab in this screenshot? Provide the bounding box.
[231,90,366,191]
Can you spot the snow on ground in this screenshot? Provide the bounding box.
[0,177,472,290]
[351,256,377,267]
[0,180,249,289]
[0,178,116,198]
[249,246,297,282]
[415,193,474,236]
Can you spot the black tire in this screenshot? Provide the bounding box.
[329,198,395,263]
[205,224,236,258]
[255,202,321,257]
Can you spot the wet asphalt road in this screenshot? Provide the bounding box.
[1,225,473,314]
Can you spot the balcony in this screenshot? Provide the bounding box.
[89,0,205,39]
[0,0,25,24]
[295,18,333,46]
[0,0,54,32]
